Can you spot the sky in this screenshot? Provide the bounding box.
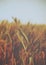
[0,0,46,24]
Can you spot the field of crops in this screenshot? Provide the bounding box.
[0,19,46,65]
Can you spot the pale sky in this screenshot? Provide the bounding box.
[0,0,46,24]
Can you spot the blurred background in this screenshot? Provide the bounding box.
[0,0,46,24]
